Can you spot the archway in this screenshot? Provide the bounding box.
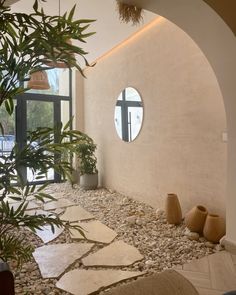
[123,0,236,249]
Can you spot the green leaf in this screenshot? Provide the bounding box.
[0,122,4,135]
[63,116,74,131]
[4,98,14,115]
[68,5,76,22]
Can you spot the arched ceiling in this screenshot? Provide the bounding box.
[203,0,236,36]
[123,0,236,36]
[5,0,236,65]
[6,0,236,37]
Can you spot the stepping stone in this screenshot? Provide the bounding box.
[35,225,64,243]
[56,269,144,295]
[5,196,21,203]
[27,208,64,217]
[26,209,53,216]
[44,192,66,203]
[54,208,65,215]
[61,205,94,222]
[82,240,144,266]
[10,201,40,211]
[50,192,65,199]
[33,243,93,278]
[70,220,117,244]
[44,198,75,211]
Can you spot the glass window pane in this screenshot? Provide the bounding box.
[61,101,70,126]
[114,106,122,139]
[125,87,141,102]
[26,100,54,181]
[25,68,70,96]
[117,93,122,101]
[0,102,16,156]
[27,101,54,132]
[128,106,143,141]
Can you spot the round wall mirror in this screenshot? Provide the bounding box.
[114,87,143,142]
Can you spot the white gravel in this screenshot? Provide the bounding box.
[13,182,222,295]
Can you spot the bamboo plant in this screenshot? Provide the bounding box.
[0,0,95,267]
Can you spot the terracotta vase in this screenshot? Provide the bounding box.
[185,205,208,233]
[165,193,182,225]
[203,214,226,243]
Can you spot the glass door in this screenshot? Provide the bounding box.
[26,100,55,182]
[15,97,61,183]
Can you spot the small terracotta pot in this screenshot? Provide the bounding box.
[203,214,226,243]
[185,205,208,233]
[165,193,182,225]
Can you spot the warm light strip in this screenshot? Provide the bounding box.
[85,16,165,70]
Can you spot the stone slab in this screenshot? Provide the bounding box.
[56,269,144,295]
[44,192,66,202]
[10,201,40,211]
[35,225,64,243]
[33,243,93,278]
[61,205,94,222]
[82,240,144,266]
[54,208,65,215]
[44,198,75,211]
[70,220,117,244]
[26,209,53,217]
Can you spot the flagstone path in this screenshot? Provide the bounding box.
[33,243,94,278]
[70,220,118,244]
[61,205,94,222]
[32,194,145,295]
[12,184,222,295]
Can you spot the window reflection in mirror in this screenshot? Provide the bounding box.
[114,87,143,142]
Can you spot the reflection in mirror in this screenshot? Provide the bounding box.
[114,87,143,142]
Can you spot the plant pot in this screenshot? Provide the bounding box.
[80,173,98,190]
[165,193,182,225]
[0,262,15,294]
[185,205,208,233]
[71,170,80,185]
[203,214,226,243]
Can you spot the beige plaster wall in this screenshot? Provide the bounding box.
[82,18,227,216]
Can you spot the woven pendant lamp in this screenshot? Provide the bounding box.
[116,1,143,25]
[27,70,50,90]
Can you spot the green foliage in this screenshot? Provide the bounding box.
[0,122,88,266]
[0,0,96,268]
[76,137,98,175]
[0,234,33,267]
[0,0,95,114]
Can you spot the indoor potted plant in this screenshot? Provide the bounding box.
[76,135,98,190]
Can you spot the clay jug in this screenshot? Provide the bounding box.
[165,193,182,225]
[203,214,226,243]
[185,205,208,233]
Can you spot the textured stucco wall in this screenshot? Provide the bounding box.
[81,18,227,216]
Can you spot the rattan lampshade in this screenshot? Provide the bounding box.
[27,70,50,90]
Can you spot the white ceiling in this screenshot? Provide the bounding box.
[10,0,157,67]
